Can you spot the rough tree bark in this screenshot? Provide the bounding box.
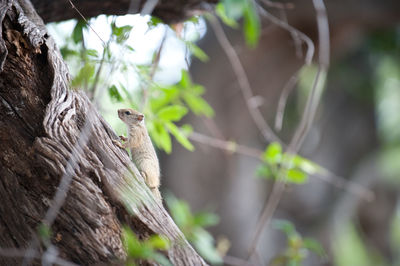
[0,0,209,265]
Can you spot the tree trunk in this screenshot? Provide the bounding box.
[30,0,218,24]
[0,0,206,265]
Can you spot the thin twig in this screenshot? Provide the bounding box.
[189,131,263,158]
[140,0,159,16]
[256,2,315,65]
[274,72,299,131]
[67,0,106,48]
[89,20,115,100]
[209,15,282,144]
[260,0,295,9]
[279,9,303,59]
[189,131,374,201]
[262,7,303,125]
[248,0,330,259]
[141,28,168,110]
[247,173,286,259]
[201,117,226,140]
[68,0,113,101]
[149,29,167,80]
[44,117,94,226]
[288,0,330,152]
[23,112,95,265]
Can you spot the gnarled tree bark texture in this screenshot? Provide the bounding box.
[0,0,208,265]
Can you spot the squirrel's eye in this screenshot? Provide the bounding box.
[125,111,131,115]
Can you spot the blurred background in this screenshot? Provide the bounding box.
[47,0,400,265]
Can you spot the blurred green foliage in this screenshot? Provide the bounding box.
[165,194,222,264]
[330,28,400,266]
[145,70,214,153]
[122,227,171,266]
[38,223,52,244]
[216,0,260,47]
[333,224,387,266]
[270,220,326,266]
[257,142,321,184]
[390,211,400,265]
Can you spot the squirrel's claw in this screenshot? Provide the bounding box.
[112,139,125,149]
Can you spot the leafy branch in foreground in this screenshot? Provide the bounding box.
[122,227,171,266]
[165,194,222,264]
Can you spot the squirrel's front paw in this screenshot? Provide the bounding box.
[119,135,128,142]
[112,139,124,149]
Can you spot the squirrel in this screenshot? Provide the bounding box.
[113,108,162,201]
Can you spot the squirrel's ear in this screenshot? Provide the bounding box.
[137,114,144,121]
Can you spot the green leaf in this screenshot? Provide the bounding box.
[186,42,209,62]
[71,63,95,87]
[148,235,170,250]
[273,220,297,237]
[286,168,308,184]
[303,238,327,259]
[243,2,260,48]
[186,16,200,24]
[152,253,173,266]
[262,142,282,164]
[193,212,220,227]
[86,49,99,58]
[112,25,132,37]
[60,46,79,59]
[38,223,51,241]
[183,93,214,117]
[287,259,301,266]
[112,24,133,43]
[149,86,179,112]
[108,85,123,102]
[192,229,223,264]
[122,227,143,258]
[148,16,164,28]
[333,224,371,266]
[190,85,205,95]
[256,164,272,178]
[221,0,247,20]
[165,194,221,264]
[179,70,192,88]
[125,44,135,52]
[165,122,195,151]
[291,155,321,175]
[151,121,172,153]
[215,3,239,28]
[72,19,86,44]
[181,124,193,136]
[157,105,188,122]
[165,195,192,229]
[105,46,112,60]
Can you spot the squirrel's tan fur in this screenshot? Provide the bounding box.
[113,108,161,201]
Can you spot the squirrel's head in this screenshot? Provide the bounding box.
[118,108,144,126]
